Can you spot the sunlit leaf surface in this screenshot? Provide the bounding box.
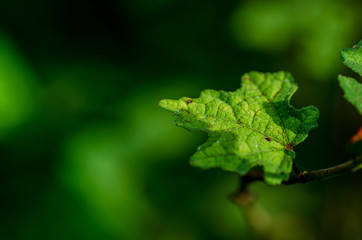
[160,71,319,184]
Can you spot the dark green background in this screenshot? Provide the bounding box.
[0,0,361,239]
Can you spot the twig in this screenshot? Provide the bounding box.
[285,155,362,184]
[241,155,362,185]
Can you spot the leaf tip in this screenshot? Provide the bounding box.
[158,98,180,112]
[158,98,167,107]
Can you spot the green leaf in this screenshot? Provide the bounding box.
[339,41,362,170]
[339,75,362,115]
[159,71,319,185]
[340,40,362,77]
[338,40,362,116]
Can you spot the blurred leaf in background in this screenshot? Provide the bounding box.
[0,33,37,137]
[230,0,361,80]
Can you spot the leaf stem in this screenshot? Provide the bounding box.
[292,161,301,176]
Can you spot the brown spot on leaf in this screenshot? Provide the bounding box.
[285,143,293,151]
[264,137,271,142]
[182,110,190,114]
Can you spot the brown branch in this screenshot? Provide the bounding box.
[241,155,362,185]
[285,155,362,184]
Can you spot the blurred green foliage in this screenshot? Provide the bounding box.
[230,0,360,79]
[0,34,36,136]
[0,0,361,239]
